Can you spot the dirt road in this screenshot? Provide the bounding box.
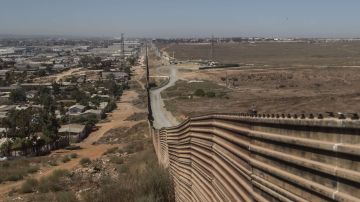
[55,67,82,83]
[150,65,179,129]
[0,64,146,198]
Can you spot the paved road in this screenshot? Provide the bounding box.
[150,65,180,129]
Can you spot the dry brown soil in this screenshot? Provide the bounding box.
[156,42,360,120]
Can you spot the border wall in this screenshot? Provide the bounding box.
[151,114,360,202]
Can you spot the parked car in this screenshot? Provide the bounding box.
[0,156,8,161]
[91,126,99,132]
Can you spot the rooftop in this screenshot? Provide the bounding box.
[59,124,85,134]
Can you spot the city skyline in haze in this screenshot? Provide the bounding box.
[1,0,360,38]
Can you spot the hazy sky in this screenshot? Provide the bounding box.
[1,0,360,38]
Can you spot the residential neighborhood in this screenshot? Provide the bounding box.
[0,37,141,157]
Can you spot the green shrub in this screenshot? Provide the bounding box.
[2,162,10,168]
[69,153,78,159]
[194,89,205,97]
[55,191,78,202]
[206,91,216,98]
[80,158,91,166]
[48,160,58,167]
[0,157,54,183]
[104,147,118,155]
[20,178,38,193]
[117,164,129,174]
[7,174,23,181]
[110,156,124,165]
[82,149,175,202]
[52,169,70,178]
[27,166,39,174]
[38,170,70,193]
[124,142,144,154]
[61,156,71,163]
[65,145,81,150]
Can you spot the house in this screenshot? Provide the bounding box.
[0,85,20,93]
[59,124,87,143]
[101,71,129,83]
[0,105,16,113]
[91,94,110,100]
[53,64,68,71]
[0,92,10,103]
[0,70,11,80]
[82,109,103,120]
[99,102,109,112]
[0,137,11,156]
[26,90,37,100]
[68,104,86,115]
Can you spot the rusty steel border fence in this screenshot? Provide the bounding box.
[150,113,360,202]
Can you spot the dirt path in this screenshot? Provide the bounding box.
[54,67,83,83]
[32,67,83,83]
[150,65,180,129]
[0,64,146,198]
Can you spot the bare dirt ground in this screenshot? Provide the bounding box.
[32,68,102,83]
[32,67,83,83]
[157,41,360,66]
[155,42,360,120]
[0,63,147,199]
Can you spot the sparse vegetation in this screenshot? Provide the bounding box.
[124,141,144,154]
[80,158,92,166]
[0,157,50,183]
[103,147,118,155]
[194,89,205,97]
[206,91,216,98]
[109,156,124,164]
[69,153,78,158]
[61,156,71,163]
[82,149,174,202]
[20,178,38,193]
[48,160,58,167]
[38,169,71,193]
[18,169,71,196]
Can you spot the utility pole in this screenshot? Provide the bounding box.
[121,33,125,68]
[145,43,149,83]
[226,71,228,87]
[210,35,214,61]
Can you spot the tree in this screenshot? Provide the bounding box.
[127,56,137,66]
[38,87,56,113]
[0,140,12,156]
[10,88,27,103]
[91,95,101,108]
[3,109,42,155]
[107,81,123,97]
[71,89,90,106]
[37,69,47,77]
[5,71,14,85]
[206,91,216,98]
[52,82,61,96]
[2,108,59,156]
[41,112,60,146]
[94,57,102,66]
[194,89,205,97]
